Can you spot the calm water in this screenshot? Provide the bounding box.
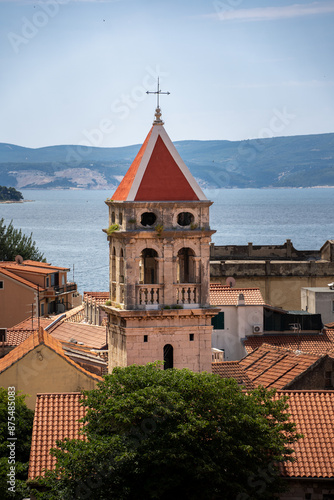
[1,188,334,293]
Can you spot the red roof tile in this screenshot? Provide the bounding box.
[239,344,321,389]
[278,391,334,478]
[28,390,334,480]
[111,122,206,202]
[0,328,102,381]
[210,283,265,306]
[0,267,41,290]
[212,361,255,389]
[51,322,107,349]
[244,329,334,356]
[28,393,86,479]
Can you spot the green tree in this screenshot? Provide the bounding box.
[0,387,34,499]
[35,364,300,500]
[0,218,45,261]
[0,186,23,202]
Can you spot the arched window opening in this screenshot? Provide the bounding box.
[177,248,195,283]
[141,212,157,227]
[111,211,116,224]
[163,344,173,370]
[119,212,123,225]
[140,248,158,284]
[177,212,194,227]
[111,247,116,282]
[119,248,124,281]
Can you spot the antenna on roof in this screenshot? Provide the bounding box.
[15,255,23,264]
[226,277,236,288]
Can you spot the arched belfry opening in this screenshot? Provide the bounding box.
[140,248,159,284]
[177,247,196,283]
[163,344,173,370]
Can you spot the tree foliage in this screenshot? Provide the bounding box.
[0,388,34,499]
[34,364,301,500]
[0,186,23,202]
[0,218,45,261]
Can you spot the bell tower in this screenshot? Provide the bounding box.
[104,100,217,373]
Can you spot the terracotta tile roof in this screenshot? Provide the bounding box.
[111,122,206,202]
[23,260,69,271]
[278,390,334,478]
[0,328,102,381]
[212,361,255,389]
[11,317,60,331]
[244,329,334,356]
[51,322,107,349]
[0,267,40,290]
[0,261,62,275]
[1,329,34,347]
[325,321,334,328]
[239,344,321,389]
[28,390,334,481]
[210,283,265,306]
[28,393,86,479]
[84,291,109,305]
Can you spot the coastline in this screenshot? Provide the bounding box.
[0,200,34,204]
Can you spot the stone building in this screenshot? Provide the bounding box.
[102,105,217,373]
[210,239,334,311]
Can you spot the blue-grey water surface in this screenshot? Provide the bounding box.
[1,188,334,294]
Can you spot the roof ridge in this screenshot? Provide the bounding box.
[0,327,102,381]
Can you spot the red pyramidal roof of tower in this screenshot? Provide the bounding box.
[112,112,207,202]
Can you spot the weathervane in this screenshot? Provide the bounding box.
[146,77,170,124]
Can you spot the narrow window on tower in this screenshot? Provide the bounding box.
[144,335,148,342]
[189,333,194,341]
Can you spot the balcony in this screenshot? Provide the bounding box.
[174,284,201,306]
[136,284,164,309]
[54,283,77,295]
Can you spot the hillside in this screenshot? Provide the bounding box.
[0,133,333,189]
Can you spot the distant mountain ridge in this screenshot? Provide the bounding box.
[0,132,333,189]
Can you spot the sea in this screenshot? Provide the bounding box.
[1,188,334,294]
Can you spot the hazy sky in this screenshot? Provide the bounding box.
[1,0,334,148]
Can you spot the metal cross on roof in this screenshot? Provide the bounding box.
[146,77,170,110]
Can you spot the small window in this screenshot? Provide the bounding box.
[144,335,148,343]
[119,212,123,225]
[111,211,116,224]
[0,329,6,342]
[189,333,194,341]
[41,303,45,316]
[0,281,3,290]
[211,312,225,330]
[177,212,194,226]
[141,212,157,227]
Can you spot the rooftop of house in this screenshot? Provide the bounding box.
[50,322,107,350]
[0,267,41,290]
[209,283,265,306]
[277,390,334,479]
[84,291,109,305]
[28,390,334,481]
[244,329,334,356]
[0,260,69,274]
[211,361,255,389]
[110,113,206,202]
[0,327,103,382]
[28,392,86,480]
[239,344,323,389]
